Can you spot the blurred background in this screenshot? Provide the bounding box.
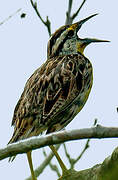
[0,0,118,179]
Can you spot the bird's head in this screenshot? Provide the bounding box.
[47,14,109,58]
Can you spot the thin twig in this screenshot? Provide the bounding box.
[72,0,87,20]
[71,119,97,166]
[43,147,61,177]
[0,8,21,26]
[63,119,97,168]
[25,144,61,180]
[93,118,98,126]
[27,146,118,180]
[65,0,73,25]
[58,146,118,180]
[65,0,87,25]
[63,139,90,169]
[63,143,74,167]
[68,0,73,16]
[30,0,51,36]
[116,107,118,113]
[72,139,90,166]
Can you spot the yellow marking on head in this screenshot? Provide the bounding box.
[68,23,78,31]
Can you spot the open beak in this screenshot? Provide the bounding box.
[76,13,98,31]
[68,14,98,32]
[77,38,110,54]
[84,38,110,44]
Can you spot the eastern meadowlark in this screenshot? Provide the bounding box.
[8,14,109,180]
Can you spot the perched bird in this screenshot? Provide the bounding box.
[8,14,109,180]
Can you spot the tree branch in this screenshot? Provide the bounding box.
[27,120,96,179]
[58,146,118,180]
[72,139,90,165]
[63,139,90,169]
[71,0,87,20]
[65,0,73,25]
[65,0,87,25]
[30,0,51,36]
[1,125,118,161]
[62,119,97,168]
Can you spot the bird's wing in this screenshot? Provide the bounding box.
[10,54,86,143]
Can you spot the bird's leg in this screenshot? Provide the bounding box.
[27,151,37,180]
[49,145,67,174]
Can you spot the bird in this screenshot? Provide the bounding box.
[8,14,109,180]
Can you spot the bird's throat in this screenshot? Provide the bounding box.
[77,43,86,55]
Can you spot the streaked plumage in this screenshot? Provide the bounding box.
[9,14,98,144]
[8,14,109,179]
[9,52,92,143]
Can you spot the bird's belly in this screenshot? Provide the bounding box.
[46,58,93,133]
[66,86,92,124]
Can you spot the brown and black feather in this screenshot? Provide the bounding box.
[9,53,92,143]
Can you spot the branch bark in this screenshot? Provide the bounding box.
[30,0,51,36]
[1,125,118,161]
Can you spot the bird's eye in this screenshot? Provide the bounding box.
[68,30,74,37]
